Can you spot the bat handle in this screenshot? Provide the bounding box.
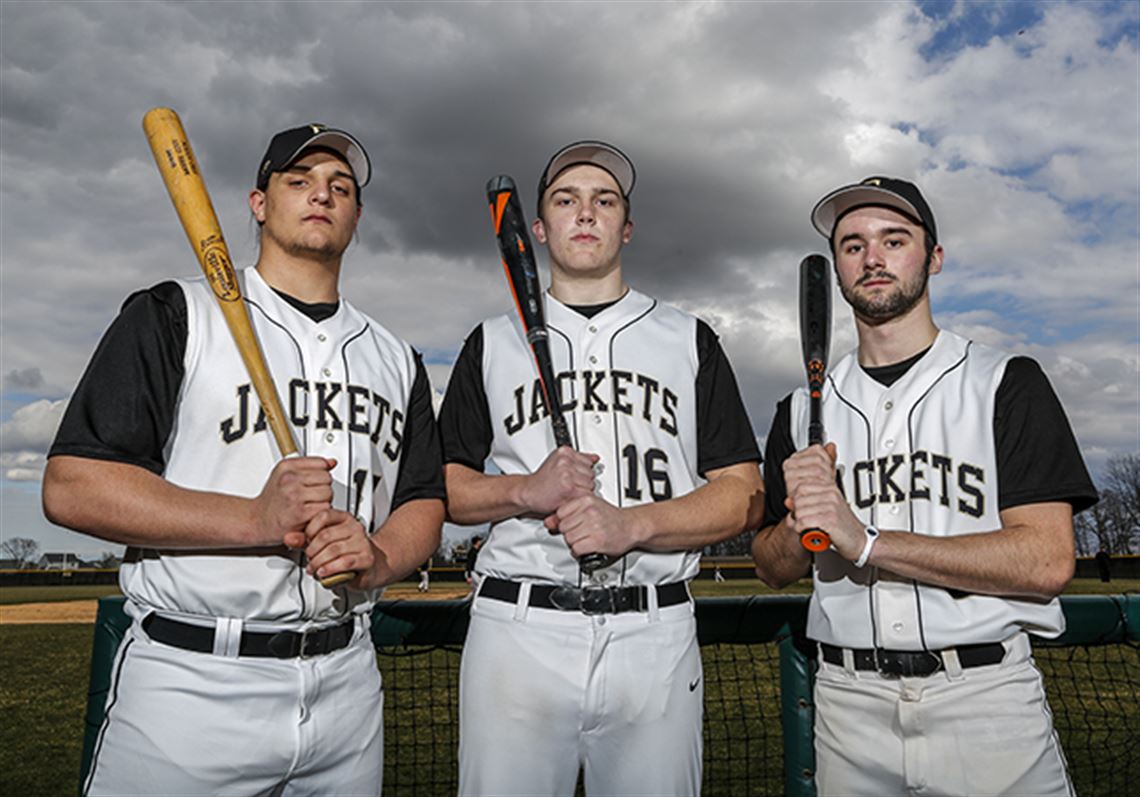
[800,529,831,553]
[319,571,356,588]
[277,452,358,589]
[799,397,832,553]
[579,552,613,575]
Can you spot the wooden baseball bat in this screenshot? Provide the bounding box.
[142,107,354,588]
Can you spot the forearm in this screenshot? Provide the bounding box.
[625,463,765,552]
[444,464,534,525]
[365,499,444,589]
[867,503,1075,600]
[751,516,812,588]
[43,456,262,549]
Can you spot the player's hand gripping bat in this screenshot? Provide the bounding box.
[142,108,354,588]
[486,175,612,575]
[799,254,833,553]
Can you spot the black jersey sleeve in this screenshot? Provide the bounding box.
[390,353,447,509]
[438,325,494,471]
[995,357,1098,513]
[48,282,187,474]
[694,320,761,476]
[759,395,795,529]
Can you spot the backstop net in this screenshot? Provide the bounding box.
[83,594,1138,797]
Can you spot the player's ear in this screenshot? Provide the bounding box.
[621,219,634,244]
[532,218,547,244]
[928,244,944,275]
[249,189,267,223]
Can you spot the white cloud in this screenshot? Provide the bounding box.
[0,399,66,452]
[0,0,1136,547]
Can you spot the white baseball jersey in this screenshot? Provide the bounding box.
[53,266,443,626]
[464,289,709,584]
[772,330,1096,650]
[441,286,758,797]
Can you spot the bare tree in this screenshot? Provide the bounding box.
[1,537,40,569]
[1074,453,1140,556]
[1103,454,1140,534]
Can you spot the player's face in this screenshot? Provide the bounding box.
[251,150,362,262]
[533,164,633,279]
[832,206,942,323]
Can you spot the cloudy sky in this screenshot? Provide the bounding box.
[1,0,1137,559]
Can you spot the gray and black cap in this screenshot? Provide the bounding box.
[811,176,937,244]
[536,140,636,214]
[256,124,371,196]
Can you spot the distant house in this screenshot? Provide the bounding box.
[39,552,82,570]
[0,558,23,570]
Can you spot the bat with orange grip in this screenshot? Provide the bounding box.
[141,107,354,588]
[798,254,832,553]
[486,175,612,575]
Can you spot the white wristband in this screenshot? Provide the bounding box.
[854,526,880,568]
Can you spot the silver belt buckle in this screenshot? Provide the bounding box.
[549,586,582,611]
[579,585,615,615]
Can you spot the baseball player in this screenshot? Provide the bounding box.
[439,140,764,796]
[751,176,1098,796]
[43,124,445,795]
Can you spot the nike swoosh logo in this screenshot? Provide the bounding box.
[689,678,700,692]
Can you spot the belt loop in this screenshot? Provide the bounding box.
[941,648,965,680]
[842,647,857,677]
[514,582,531,622]
[646,584,660,623]
[213,617,242,658]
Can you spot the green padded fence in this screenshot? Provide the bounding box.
[80,595,1139,796]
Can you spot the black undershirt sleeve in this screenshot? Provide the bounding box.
[994,357,1098,513]
[49,281,187,474]
[390,353,447,509]
[759,396,795,529]
[437,325,493,471]
[694,319,761,476]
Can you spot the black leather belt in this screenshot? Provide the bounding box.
[479,576,689,615]
[142,613,356,659]
[820,641,1006,677]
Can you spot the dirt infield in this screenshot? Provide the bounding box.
[0,601,98,624]
[0,583,473,625]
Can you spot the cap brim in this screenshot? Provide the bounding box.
[543,142,635,197]
[811,185,922,238]
[291,130,371,187]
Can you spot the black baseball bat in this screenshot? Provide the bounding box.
[486,175,610,574]
[799,254,832,553]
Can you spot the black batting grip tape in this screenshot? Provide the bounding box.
[486,175,611,574]
[799,254,833,554]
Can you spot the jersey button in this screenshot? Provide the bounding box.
[589,355,598,364]
[884,438,895,448]
[322,368,332,377]
[325,432,335,443]
[884,401,893,411]
[317,333,327,342]
[892,622,905,633]
[593,415,603,425]
[588,325,598,334]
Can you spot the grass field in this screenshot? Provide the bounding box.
[1,579,1136,797]
[1,576,1133,606]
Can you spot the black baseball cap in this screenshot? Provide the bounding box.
[537,140,636,210]
[256,124,371,194]
[811,176,937,244]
